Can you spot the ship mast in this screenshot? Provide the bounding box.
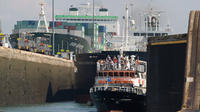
[124,4,129,51]
[36,1,49,33]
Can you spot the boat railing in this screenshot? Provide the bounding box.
[96,55,140,72]
[96,70,136,77]
[90,86,145,95]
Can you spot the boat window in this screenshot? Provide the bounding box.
[114,72,118,76]
[104,72,107,76]
[109,72,113,76]
[125,72,129,76]
[99,72,103,76]
[120,72,124,77]
[130,72,134,77]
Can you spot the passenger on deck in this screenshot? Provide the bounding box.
[117,55,121,70]
[130,55,136,70]
[97,60,100,71]
[125,56,130,70]
[106,55,111,70]
[121,56,125,70]
[113,56,117,70]
[110,59,114,70]
[100,60,106,71]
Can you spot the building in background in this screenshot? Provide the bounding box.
[10,1,120,54]
[55,2,120,50]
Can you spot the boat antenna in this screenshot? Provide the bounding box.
[36,1,49,33]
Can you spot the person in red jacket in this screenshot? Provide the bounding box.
[113,56,118,70]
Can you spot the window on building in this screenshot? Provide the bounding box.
[148,33,154,37]
[155,33,161,37]
[162,33,168,36]
[141,33,146,36]
[134,33,140,36]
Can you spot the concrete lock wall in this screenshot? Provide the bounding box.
[0,47,75,106]
[147,34,187,112]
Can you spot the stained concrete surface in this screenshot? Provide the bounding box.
[0,47,75,106]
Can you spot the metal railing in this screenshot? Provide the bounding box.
[90,86,146,95]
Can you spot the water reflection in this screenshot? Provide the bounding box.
[0,101,97,112]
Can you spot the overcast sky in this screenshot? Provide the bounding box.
[0,0,200,34]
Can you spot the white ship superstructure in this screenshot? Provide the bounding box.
[109,3,171,52]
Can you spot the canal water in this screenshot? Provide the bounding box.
[0,101,97,112]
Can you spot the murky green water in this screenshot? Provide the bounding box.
[0,101,97,112]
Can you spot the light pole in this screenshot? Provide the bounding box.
[52,0,55,55]
[92,0,95,50]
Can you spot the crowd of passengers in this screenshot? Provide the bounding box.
[97,55,139,71]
